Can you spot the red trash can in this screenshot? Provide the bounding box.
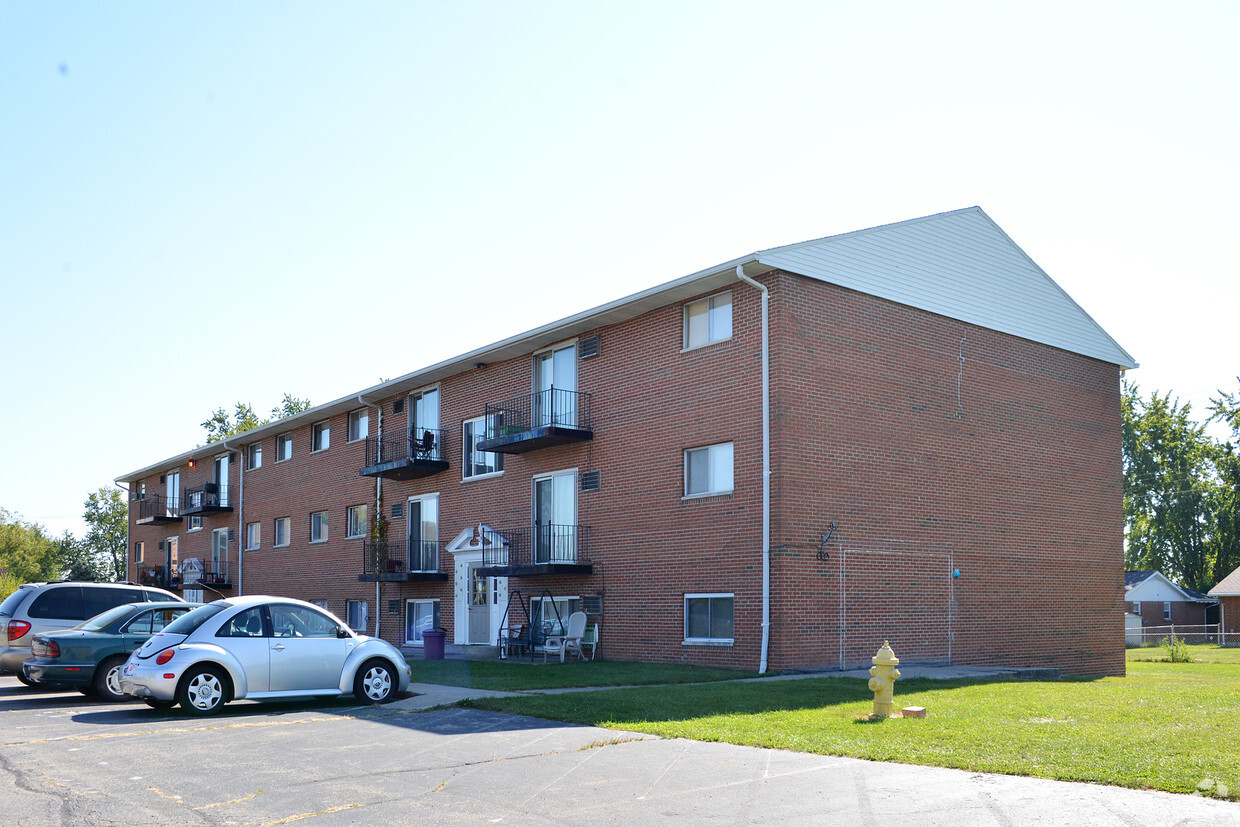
[422,629,446,660]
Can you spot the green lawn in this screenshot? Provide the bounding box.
[408,657,754,692]
[459,647,1240,799]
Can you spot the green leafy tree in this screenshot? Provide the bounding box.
[82,488,127,582]
[56,531,104,581]
[202,394,312,443]
[0,510,61,592]
[1122,382,1216,590]
[1209,379,1240,585]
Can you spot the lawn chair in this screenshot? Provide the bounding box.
[500,623,530,659]
[581,623,599,660]
[544,611,587,663]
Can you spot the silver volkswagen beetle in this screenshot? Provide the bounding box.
[118,595,411,715]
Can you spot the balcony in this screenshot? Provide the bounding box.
[137,564,180,590]
[359,540,449,582]
[181,483,233,516]
[134,496,182,525]
[477,388,592,454]
[360,429,449,481]
[184,562,232,590]
[476,524,592,576]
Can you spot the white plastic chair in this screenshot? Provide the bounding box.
[581,623,599,660]
[545,611,587,662]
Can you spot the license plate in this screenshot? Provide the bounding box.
[123,661,136,676]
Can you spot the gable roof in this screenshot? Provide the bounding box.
[1125,570,1157,590]
[117,207,1135,483]
[757,207,1137,369]
[1126,570,1218,603]
[1210,564,1240,597]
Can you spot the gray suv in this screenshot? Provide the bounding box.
[1,581,180,684]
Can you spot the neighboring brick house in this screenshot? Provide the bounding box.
[1124,570,1219,629]
[117,207,1136,677]
[1209,564,1240,645]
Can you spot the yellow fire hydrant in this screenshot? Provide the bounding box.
[868,640,901,718]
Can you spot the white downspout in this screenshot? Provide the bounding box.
[358,394,383,638]
[221,439,245,596]
[736,265,771,674]
[115,482,130,583]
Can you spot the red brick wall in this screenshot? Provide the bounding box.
[1129,600,1213,628]
[1220,596,1240,644]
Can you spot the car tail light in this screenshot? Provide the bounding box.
[7,621,31,641]
[155,649,175,665]
[32,638,59,658]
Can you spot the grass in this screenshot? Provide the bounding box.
[458,646,1240,799]
[407,657,754,692]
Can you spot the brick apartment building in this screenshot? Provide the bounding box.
[118,207,1136,676]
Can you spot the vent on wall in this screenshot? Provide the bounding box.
[580,470,601,492]
[394,399,405,414]
[159,474,166,485]
[391,502,404,518]
[387,599,401,615]
[579,335,600,359]
[582,594,602,615]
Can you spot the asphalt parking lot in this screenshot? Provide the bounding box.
[1,676,1236,825]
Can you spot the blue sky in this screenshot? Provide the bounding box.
[2,2,1237,539]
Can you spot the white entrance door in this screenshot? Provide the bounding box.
[467,563,489,644]
[449,547,508,647]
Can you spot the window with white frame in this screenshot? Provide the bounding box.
[1132,602,1140,615]
[246,442,262,470]
[311,511,328,543]
[347,599,369,632]
[276,433,292,462]
[404,599,439,645]
[684,291,732,349]
[245,522,260,550]
[463,416,503,478]
[346,505,367,539]
[311,599,329,610]
[274,516,291,547]
[685,442,734,497]
[684,594,734,643]
[530,595,581,641]
[188,515,203,532]
[533,471,576,564]
[348,409,368,443]
[1164,601,1173,621]
[134,541,144,564]
[312,422,330,452]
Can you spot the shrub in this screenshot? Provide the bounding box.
[1162,634,1192,663]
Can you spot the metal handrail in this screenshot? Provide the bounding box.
[361,540,444,575]
[183,484,232,510]
[137,495,180,521]
[484,388,591,440]
[364,428,445,467]
[480,524,591,567]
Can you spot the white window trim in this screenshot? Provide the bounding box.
[683,592,735,645]
[531,468,579,527]
[245,522,261,551]
[310,511,329,544]
[462,415,504,482]
[1132,602,1141,616]
[346,599,369,632]
[187,516,203,533]
[404,598,440,646]
[347,409,369,444]
[134,541,144,564]
[311,421,330,453]
[274,517,291,548]
[346,505,367,539]
[276,433,293,463]
[683,442,735,499]
[246,442,262,470]
[681,290,733,352]
[1164,601,1173,621]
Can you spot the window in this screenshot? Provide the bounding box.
[534,344,577,427]
[531,595,581,641]
[245,522,260,550]
[1132,602,1141,615]
[274,517,291,548]
[346,505,367,539]
[407,495,439,572]
[685,442,734,497]
[134,541,144,564]
[533,471,576,564]
[463,417,503,478]
[685,594,734,643]
[188,515,203,532]
[404,600,440,645]
[311,599,329,610]
[276,433,292,462]
[684,291,732,349]
[1164,601,1173,621]
[246,442,262,470]
[312,422,330,452]
[219,607,266,637]
[211,529,228,574]
[347,599,369,632]
[270,603,337,638]
[311,511,329,543]
[348,409,369,443]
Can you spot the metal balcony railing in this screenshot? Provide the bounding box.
[484,388,591,440]
[137,564,180,589]
[183,483,233,512]
[364,428,445,467]
[136,495,181,522]
[480,524,591,568]
[361,540,444,576]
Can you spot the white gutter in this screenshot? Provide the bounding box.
[736,265,771,674]
[358,395,384,638]
[221,439,245,596]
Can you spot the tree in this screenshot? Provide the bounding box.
[0,510,61,595]
[1121,382,1215,590]
[1209,378,1240,584]
[82,488,127,582]
[56,531,104,582]
[202,394,312,443]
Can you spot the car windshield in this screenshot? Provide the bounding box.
[162,602,230,636]
[79,604,135,632]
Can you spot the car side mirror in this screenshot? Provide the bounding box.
[336,626,351,639]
